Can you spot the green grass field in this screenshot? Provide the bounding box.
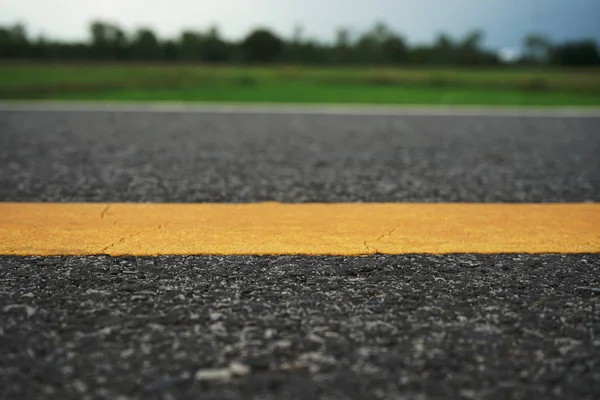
[1,63,600,106]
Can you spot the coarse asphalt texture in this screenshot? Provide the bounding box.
[2,255,600,400]
[1,107,600,400]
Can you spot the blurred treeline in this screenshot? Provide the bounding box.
[1,20,599,67]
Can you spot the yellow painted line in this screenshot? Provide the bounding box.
[0,203,599,255]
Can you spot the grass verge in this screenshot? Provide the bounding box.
[1,63,599,106]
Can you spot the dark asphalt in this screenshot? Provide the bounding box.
[0,110,599,202]
[1,109,600,399]
[2,255,600,400]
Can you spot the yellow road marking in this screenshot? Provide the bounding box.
[1,203,599,255]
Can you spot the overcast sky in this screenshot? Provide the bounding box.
[1,0,599,51]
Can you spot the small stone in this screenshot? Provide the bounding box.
[307,333,324,344]
[148,323,165,331]
[281,362,309,372]
[412,340,424,353]
[264,329,276,339]
[195,368,231,381]
[42,385,56,395]
[121,348,134,358]
[229,361,250,376]
[209,321,226,334]
[276,339,292,349]
[72,380,87,393]
[140,344,152,354]
[209,312,223,321]
[3,304,37,317]
[460,389,477,399]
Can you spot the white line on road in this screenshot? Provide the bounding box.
[1,101,600,118]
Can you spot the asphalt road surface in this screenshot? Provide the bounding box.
[1,108,599,400]
[1,109,599,202]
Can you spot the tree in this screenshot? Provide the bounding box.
[457,30,485,65]
[280,23,306,63]
[131,28,160,60]
[408,45,435,65]
[178,30,204,60]
[200,25,231,62]
[522,33,552,64]
[241,28,283,63]
[461,30,484,51]
[331,27,352,64]
[381,35,408,63]
[550,39,600,66]
[431,34,455,64]
[0,23,29,58]
[355,23,382,63]
[161,40,178,60]
[89,21,128,59]
[292,24,304,45]
[1,20,596,68]
[336,28,351,48]
[354,21,407,64]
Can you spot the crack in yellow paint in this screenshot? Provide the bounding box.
[365,227,401,254]
[0,202,599,256]
[100,231,139,254]
[99,204,111,220]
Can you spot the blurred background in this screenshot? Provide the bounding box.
[0,0,599,106]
